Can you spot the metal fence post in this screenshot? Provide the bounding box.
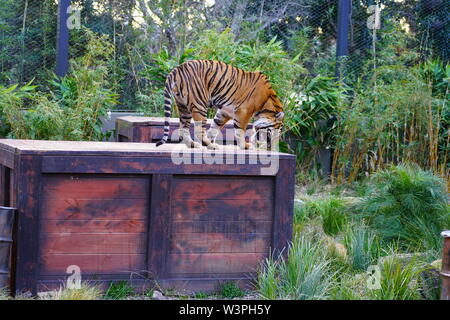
[55,0,71,78]
[335,0,351,78]
[441,230,450,300]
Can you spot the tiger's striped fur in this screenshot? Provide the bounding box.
[155,60,284,150]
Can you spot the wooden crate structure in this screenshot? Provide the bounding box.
[116,116,253,143]
[0,139,295,294]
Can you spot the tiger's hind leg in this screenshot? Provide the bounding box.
[206,109,231,146]
[178,103,202,148]
[193,108,219,150]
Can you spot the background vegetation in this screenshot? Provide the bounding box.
[0,0,447,183]
[0,0,448,301]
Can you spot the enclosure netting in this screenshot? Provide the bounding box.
[0,0,448,109]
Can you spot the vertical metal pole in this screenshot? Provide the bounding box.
[55,0,71,78]
[335,0,351,78]
[441,230,450,300]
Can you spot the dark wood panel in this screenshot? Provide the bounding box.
[0,147,16,169]
[172,177,274,200]
[15,155,41,294]
[41,219,147,233]
[171,220,272,234]
[147,174,171,279]
[167,253,266,274]
[272,158,296,257]
[42,175,149,199]
[171,199,273,221]
[40,233,147,254]
[40,198,148,220]
[170,233,271,254]
[39,254,146,275]
[42,156,278,176]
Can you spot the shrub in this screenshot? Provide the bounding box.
[0,28,117,141]
[360,163,449,251]
[220,282,245,299]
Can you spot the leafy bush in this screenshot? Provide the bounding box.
[284,76,347,168]
[257,233,336,300]
[219,282,245,299]
[360,163,449,250]
[0,29,117,141]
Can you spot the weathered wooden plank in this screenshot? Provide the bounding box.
[41,156,276,176]
[272,158,296,257]
[15,155,42,294]
[147,174,171,279]
[40,233,147,254]
[42,175,149,199]
[167,253,266,274]
[0,147,16,169]
[171,199,273,221]
[40,198,148,220]
[172,177,274,200]
[170,233,271,254]
[40,219,147,233]
[171,220,272,234]
[39,254,146,275]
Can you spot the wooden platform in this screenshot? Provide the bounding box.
[116,116,253,143]
[0,139,295,294]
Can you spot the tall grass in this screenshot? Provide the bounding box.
[360,163,449,251]
[330,25,449,185]
[343,223,380,272]
[370,254,425,300]
[257,233,336,300]
[38,282,103,300]
[296,197,348,236]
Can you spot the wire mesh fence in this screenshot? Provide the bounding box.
[0,0,448,109]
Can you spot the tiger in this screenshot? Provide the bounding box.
[155,59,284,150]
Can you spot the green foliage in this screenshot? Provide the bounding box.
[285,76,347,168]
[0,28,117,140]
[360,163,449,251]
[103,281,135,300]
[257,233,335,300]
[194,29,304,103]
[370,255,425,300]
[343,223,380,272]
[136,46,195,116]
[298,197,348,236]
[219,282,245,299]
[193,291,210,299]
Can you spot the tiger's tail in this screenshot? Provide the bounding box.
[156,81,173,147]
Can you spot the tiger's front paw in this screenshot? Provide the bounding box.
[190,141,203,149]
[206,143,220,150]
[239,142,252,150]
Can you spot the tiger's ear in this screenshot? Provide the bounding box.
[276,112,284,120]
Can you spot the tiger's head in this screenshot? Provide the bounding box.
[252,95,284,150]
